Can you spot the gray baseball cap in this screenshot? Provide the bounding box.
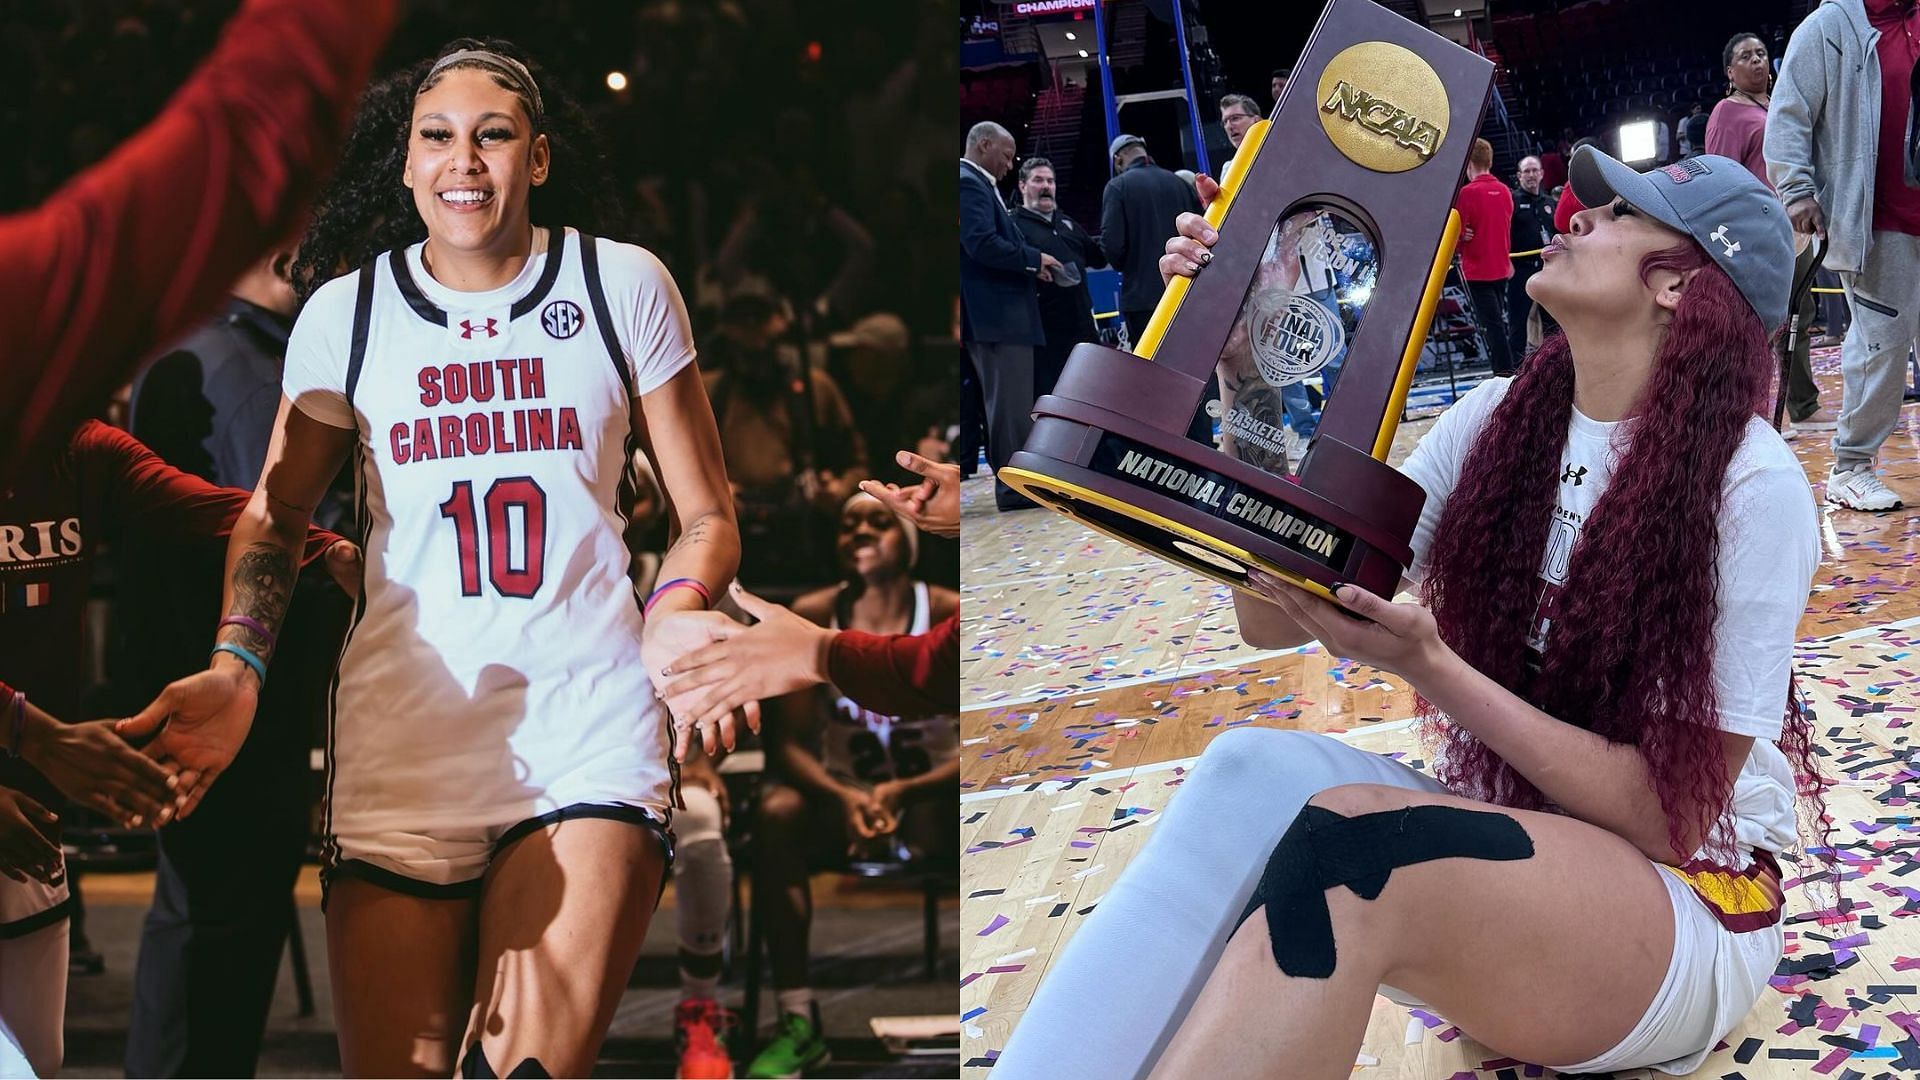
[1568,147,1792,329]
[1109,133,1146,158]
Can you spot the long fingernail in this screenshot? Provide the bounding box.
[1199,251,1213,265]
[1185,261,1200,273]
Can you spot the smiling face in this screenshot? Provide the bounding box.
[404,66,550,255]
[1527,196,1693,324]
[837,495,909,579]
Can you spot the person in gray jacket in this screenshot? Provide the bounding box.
[1766,0,1920,511]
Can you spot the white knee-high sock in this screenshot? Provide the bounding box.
[673,785,732,1000]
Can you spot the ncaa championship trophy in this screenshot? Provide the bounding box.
[999,0,1494,603]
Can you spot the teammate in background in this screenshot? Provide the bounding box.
[119,39,738,1075]
[655,450,963,730]
[744,492,959,1078]
[625,451,743,1080]
[1,420,354,1077]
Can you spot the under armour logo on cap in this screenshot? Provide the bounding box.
[1709,225,1741,258]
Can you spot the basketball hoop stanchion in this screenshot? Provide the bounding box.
[1000,0,1493,605]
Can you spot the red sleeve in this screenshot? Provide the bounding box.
[0,0,398,482]
[1553,184,1586,235]
[824,614,960,717]
[78,422,344,566]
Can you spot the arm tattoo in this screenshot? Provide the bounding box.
[666,513,717,560]
[220,542,296,660]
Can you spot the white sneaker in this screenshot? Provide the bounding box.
[1826,465,1904,511]
[1780,418,1800,441]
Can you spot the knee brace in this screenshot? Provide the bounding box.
[1236,803,1533,979]
[462,1040,549,1078]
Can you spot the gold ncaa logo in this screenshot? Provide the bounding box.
[1315,41,1449,173]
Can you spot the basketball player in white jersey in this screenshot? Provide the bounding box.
[745,492,958,1078]
[119,40,740,1076]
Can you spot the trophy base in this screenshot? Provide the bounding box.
[1004,342,1427,604]
[1000,461,1331,599]
[1003,436,1418,607]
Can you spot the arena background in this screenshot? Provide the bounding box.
[4,1,964,1076]
[4,0,960,595]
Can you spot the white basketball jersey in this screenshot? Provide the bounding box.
[821,582,959,786]
[283,227,690,836]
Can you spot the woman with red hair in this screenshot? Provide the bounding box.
[996,147,1823,1079]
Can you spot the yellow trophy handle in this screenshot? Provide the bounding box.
[1372,208,1460,461]
[1133,119,1270,361]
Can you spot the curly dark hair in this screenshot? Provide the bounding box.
[1418,240,1828,868]
[291,37,621,306]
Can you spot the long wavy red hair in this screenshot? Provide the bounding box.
[1418,241,1826,862]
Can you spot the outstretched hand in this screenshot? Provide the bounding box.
[645,608,757,761]
[858,450,960,539]
[657,583,834,753]
[0,787,62,886]
[31,719,178,827]
[115,665,259,820]
[1243,570,1451,682]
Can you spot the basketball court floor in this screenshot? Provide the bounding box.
[960,350,1920,1078]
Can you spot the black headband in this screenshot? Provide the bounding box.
[423,49,545,127]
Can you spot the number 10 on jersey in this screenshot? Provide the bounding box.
[439,477,548,598]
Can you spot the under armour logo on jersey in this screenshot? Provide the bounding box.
[542,299,584,340]
[1561,465,1588,486]
[1709,225,1740,258]
[458,318,500,339]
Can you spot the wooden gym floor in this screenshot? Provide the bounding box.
[960,349,1920,1078]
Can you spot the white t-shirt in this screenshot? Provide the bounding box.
[1398,378,1817,867]
[282,227,695,835]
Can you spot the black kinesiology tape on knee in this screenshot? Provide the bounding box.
[462,1040,551,1079]
[1234,803,1533,979]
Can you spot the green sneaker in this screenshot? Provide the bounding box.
[745,1007,830,1078]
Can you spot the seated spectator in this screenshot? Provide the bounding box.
[830,313,949,467]
[746,492,959,1079]
[704,293,868,583]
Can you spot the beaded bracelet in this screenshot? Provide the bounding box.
[211,642,269,689]
[217,615,277,650]
[644,577,712,617]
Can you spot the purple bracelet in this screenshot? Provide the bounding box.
[644,578,712,617]
[218,615,277,650]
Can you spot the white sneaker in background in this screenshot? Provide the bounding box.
[1826,464,1904,511]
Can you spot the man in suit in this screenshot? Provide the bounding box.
[1100,134,1204,439]
[960,121,1061,511]
[1011,157,1106,400]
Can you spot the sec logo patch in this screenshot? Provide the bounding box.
[542,299,584,340]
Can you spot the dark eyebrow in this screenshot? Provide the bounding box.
[416,112,519,125]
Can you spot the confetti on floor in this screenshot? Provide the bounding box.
[962,358,1920,1077]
